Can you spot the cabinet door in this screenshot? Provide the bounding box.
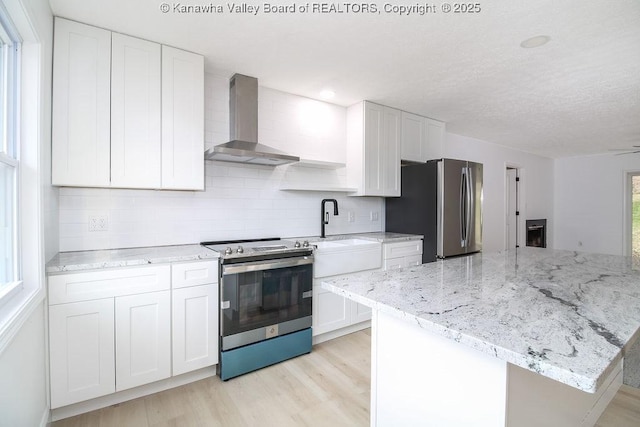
[49,298,115,408]
[172,284,219,375]
[352,301,372,324]
[111,33,161,189]
[383,107,401,196]
[424,118,446,161]
[52,18,111,187]
[313,285,351,336]
[115,291,171,391]
[363,101,385,196]
[401,111,427,163]
[161,46,204,190]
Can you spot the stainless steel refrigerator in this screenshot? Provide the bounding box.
[386,158,483,263]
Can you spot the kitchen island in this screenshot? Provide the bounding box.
[321,247,640,426]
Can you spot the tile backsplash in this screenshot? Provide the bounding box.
[58,163,384,251]
[58,72,383,252]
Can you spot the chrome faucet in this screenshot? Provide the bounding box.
[321,199,339,238]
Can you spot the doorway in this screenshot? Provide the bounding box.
[633,174,640,260]
[506,167,520,250]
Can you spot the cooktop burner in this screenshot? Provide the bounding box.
[200,237,312,261]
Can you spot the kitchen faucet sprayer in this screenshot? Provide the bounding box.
[321,199,339,238]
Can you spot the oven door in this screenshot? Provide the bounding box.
[220,255,313,351]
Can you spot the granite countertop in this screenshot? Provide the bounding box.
[45,233,420,273]
[46,244,219,273]
[293,232,423,243]
[320,247,640,393]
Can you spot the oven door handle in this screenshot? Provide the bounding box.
[222,256,314,275]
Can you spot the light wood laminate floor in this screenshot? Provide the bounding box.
[53,329,640,427]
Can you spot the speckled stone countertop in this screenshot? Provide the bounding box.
[321,247,640,393]
[45,233,420,273]
[293,232,423,243]
[46,244,219,273]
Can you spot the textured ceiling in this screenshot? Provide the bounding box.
[49,0,640,158]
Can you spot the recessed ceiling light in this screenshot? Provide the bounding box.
[320,89,335,100]
[520,35,551,49]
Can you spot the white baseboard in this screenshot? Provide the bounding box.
[40,405,50,427]
[51,366,216,422]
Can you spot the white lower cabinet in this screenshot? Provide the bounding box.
[313,283,374,338]
[172,284,219,375]
[313,286,352,335]
[48,260,220,410]
[49,265,173,408]
[115,291,171,391]
[383,240,423,270]
[49,298,115,409]
[313,242,382,338]
[352,299,373,323]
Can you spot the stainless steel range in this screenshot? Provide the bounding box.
[201,238,314,380]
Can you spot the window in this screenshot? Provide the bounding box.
[0,3,20,301]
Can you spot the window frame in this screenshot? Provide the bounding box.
[0,1,22,307]
[0,0,46,354]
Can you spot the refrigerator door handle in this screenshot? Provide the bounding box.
[466,166,473,250]
[460,168,467,247]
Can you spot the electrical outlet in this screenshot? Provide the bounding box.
[370,211,379,221]
[89,215,109,232]
[348,212,355,222]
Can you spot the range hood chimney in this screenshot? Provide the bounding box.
[204,74,299,166]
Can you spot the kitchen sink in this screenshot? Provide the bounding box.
[311,238,382,278]
[311,241,346,250]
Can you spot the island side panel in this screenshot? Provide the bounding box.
[506,360,622,427]
[372,310,508,427]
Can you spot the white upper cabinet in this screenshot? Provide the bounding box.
[401,111,426,163]
[52,18,111,187]
[347,101,401,197]
[425,118,446,161]
[52,18,204,190]
[111,33,162,188]
[161,46,205,190]
[401,111,446,163]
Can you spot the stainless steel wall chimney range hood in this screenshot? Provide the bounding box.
[204,74,300,166]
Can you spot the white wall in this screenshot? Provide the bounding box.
[0,301,48,427]
[0,0,53,426]
[554,153,640,255]
[444,133,555,253]
[58,73,383,251]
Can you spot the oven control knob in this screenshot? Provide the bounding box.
[302,240,310,248]
[237,245,244,254]
[294,241,301,248]
[225,247,232,255]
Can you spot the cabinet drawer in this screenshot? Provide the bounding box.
[49,265,170,305]
[383,258,406,271]
[405,254,423,267]
[172,261,218,289]
[383,240,423,259]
